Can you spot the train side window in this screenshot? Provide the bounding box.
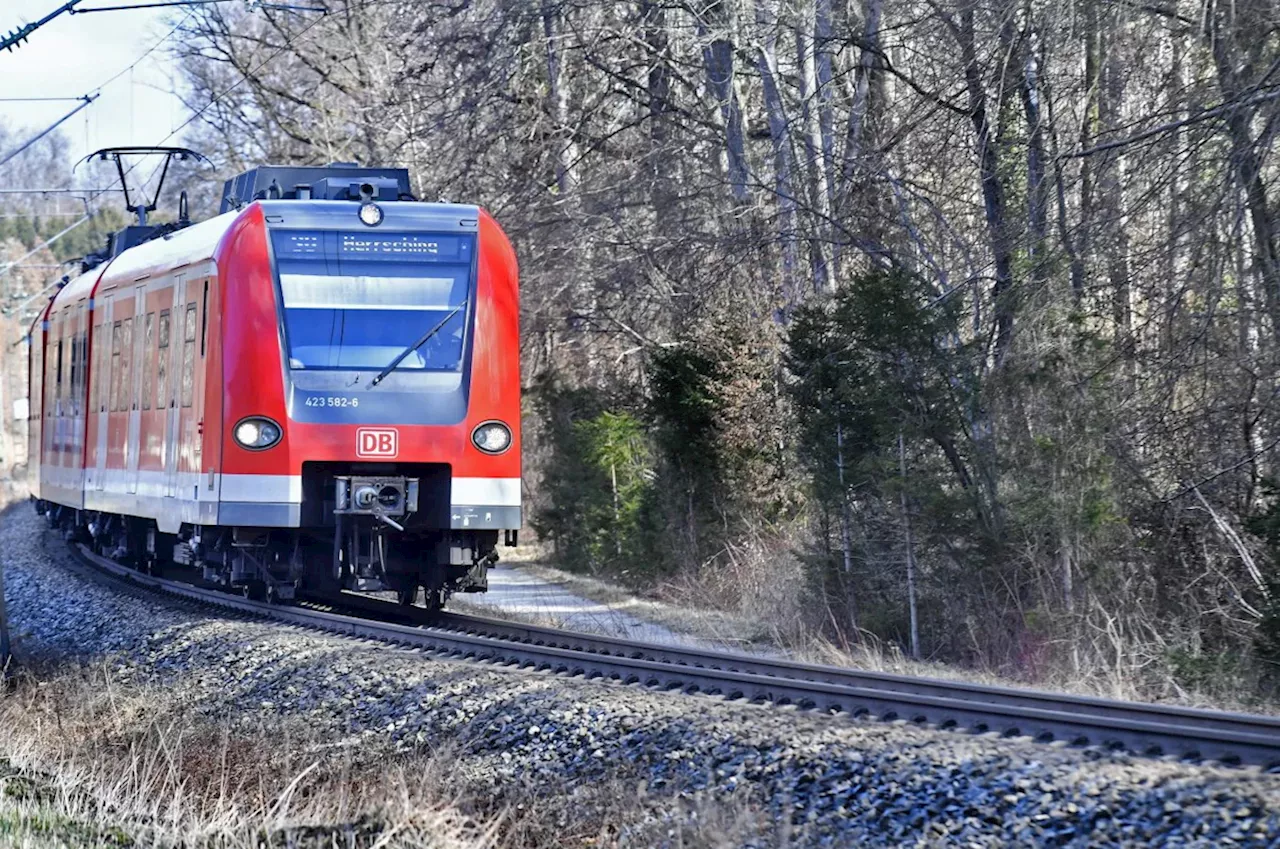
[75,333,85,413]
[181,302,196,408]
[94,323,103,412]
[141,313,155,411]
[200,280,208,357]
[158,309,170,408]
[44,342,54,419]
[70,334,80,414]
[110,321,122,412]
[68,336,77,409]
[98,324,109,413]
[54,337,64,411]
[120,317,133,412]
[73,333,82,416]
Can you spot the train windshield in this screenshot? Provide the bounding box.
[272,229,474,371]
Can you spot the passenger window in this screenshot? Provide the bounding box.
[110,321,122,412]
[181,302,196,408]
[141,313,155,411]
[54,338,64,410]
[120,317,133,412]
[93,323,103,412]
[200,280,209,357]
[98,324,109,413]
[70,335,80,413]
[158,309,170,408]
[68,337,77,408]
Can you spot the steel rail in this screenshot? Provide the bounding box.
[69,543,1280,768]
[322,591,1280,741]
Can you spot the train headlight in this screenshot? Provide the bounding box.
[234,416,282,450]
[472,421,512,454]
[358,202,384,227]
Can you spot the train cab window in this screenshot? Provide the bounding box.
[158,309,170,408]
[181,302,196,407]
[141,313,155,411]
[271,229,475,372]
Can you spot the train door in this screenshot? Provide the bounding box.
[93,296,113,491]
[73,304,88,482]
[126,285,145,494]
[27,321,43,495]
[163,276,184,499]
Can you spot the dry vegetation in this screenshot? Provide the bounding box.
[0,660,787,849]
[501,543,1280,716]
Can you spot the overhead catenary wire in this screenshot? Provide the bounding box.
[2,0,327,312]
[129,9,329,197]
[0,215,91,281]
[0,95,98,170]
[0,96,92,103]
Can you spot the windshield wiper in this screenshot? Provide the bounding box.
[369,301,467,388]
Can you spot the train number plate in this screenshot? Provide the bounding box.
[305,395,360,408]
[356,428,399,458]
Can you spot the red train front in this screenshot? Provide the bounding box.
[30,164,520,608]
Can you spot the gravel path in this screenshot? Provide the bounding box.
[4,504,1280,847]
[456,563,740,650]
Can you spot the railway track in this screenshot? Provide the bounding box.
[67,542,1280,769]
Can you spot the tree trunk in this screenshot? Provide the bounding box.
[1019,17,1048,291]
[1206,3,1280,338]
[836,421,858,636]
[899,434,920,660]
[642,0,673,200]
[756,0,800,317]
[699,0,751,203]
[1096,10,1134,382]
[839,0,883,203]
[959,6,1015,366]
[796,4,831,293]
[541,0,579,198]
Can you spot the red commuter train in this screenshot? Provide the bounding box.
[28,163,520,608]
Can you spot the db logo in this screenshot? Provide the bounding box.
[356,428,398,458]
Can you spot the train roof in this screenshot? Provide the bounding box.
[96,209,240,293]
[49,266,107,313]
[43,209,239,320]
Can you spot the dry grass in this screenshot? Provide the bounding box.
[498,544,780,652]
[506,538,1280,716]
[0,660,792,848]
[0,661,493,848]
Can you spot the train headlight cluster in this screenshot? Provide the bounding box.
[358,202,384,227]
[234,416,282,450]
[472,421,512,454]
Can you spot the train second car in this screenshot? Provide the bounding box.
[29,163,521,608]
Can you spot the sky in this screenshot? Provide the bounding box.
[0,1,190,182]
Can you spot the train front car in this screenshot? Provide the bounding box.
[212,166,520,608]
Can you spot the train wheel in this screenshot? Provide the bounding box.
[396,581,419,607]
[240,581,267,602]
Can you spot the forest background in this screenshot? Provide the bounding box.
[2,0,1279,704]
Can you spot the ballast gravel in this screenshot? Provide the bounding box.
[3,505,1280,847]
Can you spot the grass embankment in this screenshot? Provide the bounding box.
[497,543,1280,716]
[0,661,772,849]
